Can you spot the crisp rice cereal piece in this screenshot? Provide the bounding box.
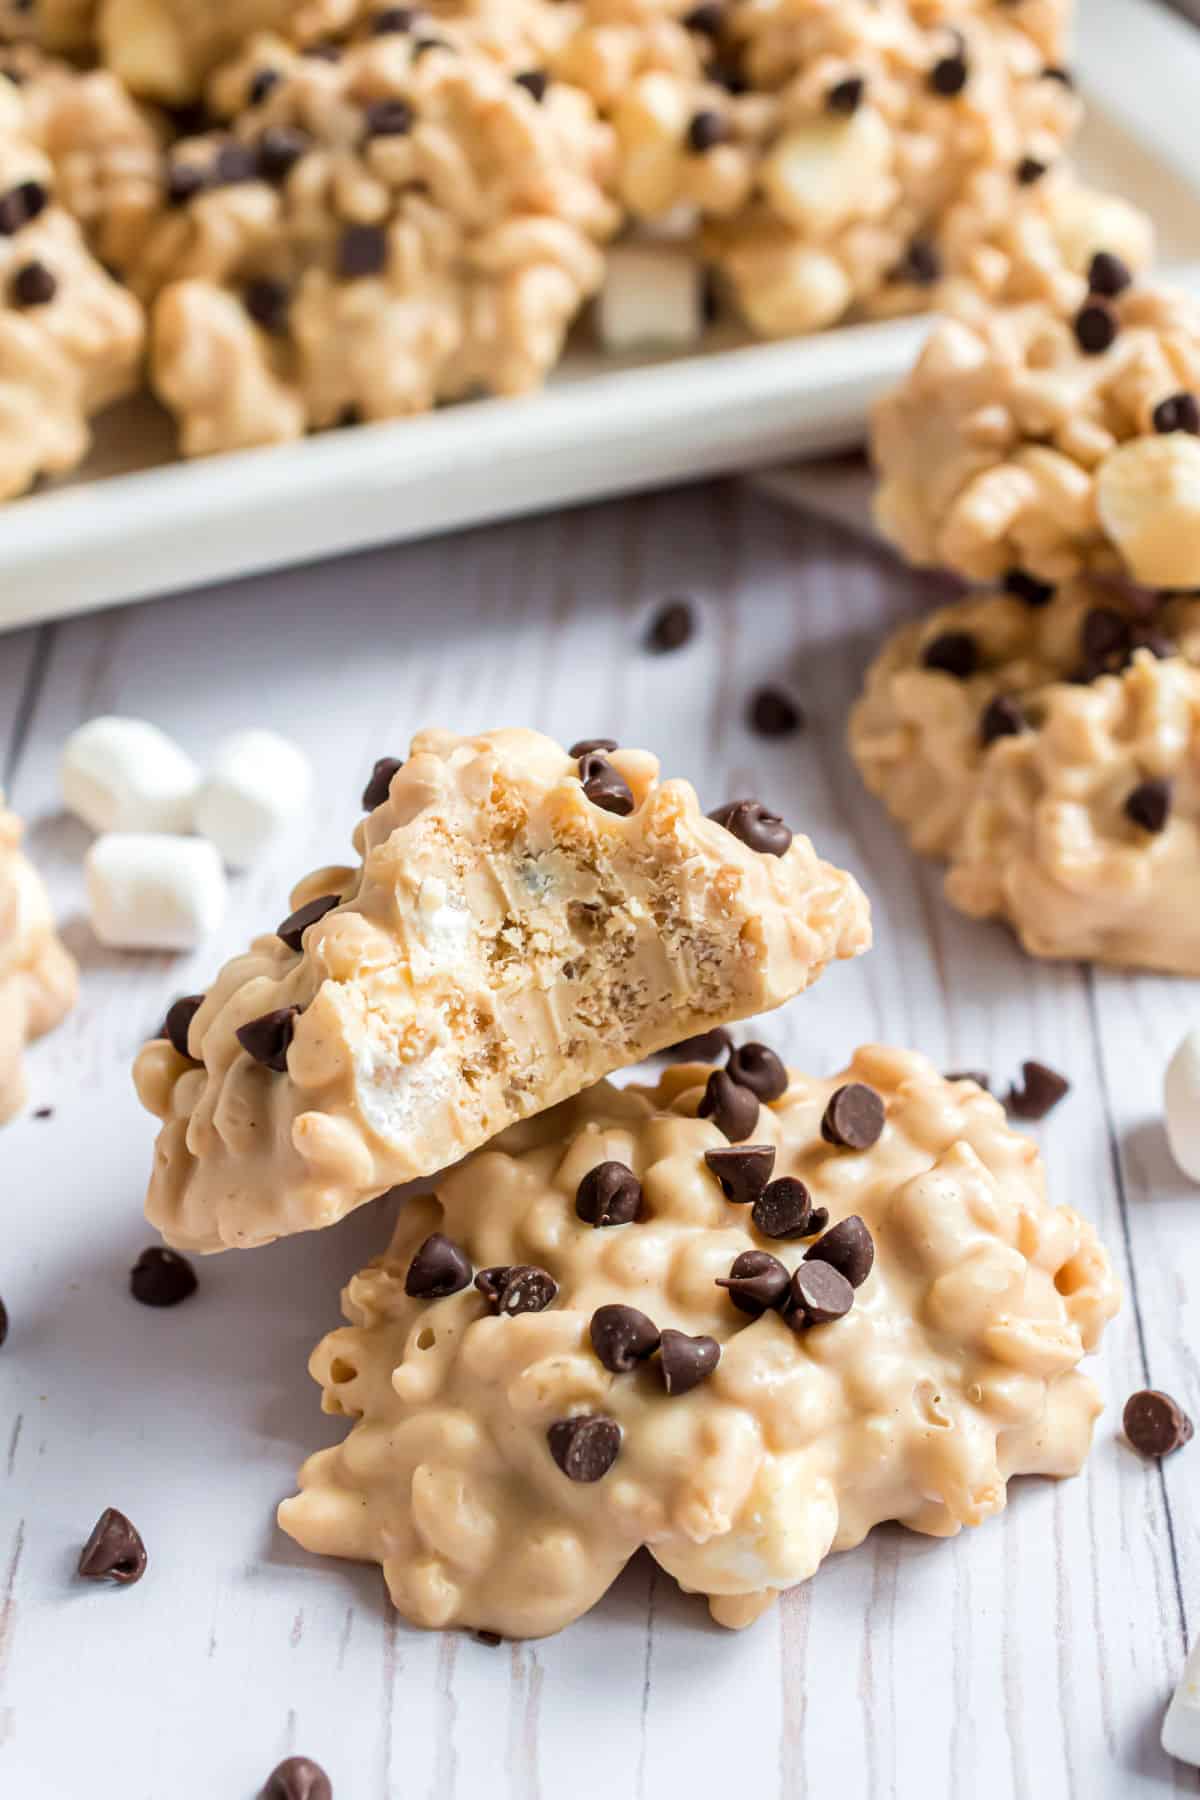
[136,25,618,451]
[0,42,166,273]
[872,278,1196,589]
[0,795,78,1124]
[277,1048,1120,1639]
[132,726,871,1253]
[849,580,1200,972]
[0,83,145,499]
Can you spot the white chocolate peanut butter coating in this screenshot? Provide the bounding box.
[0,797,78,1124]
[849,581,1200,972]
[0,80,145,499]
[133,728,870,1253]
[278,1047,1120,1640]
[137,25,618,454]
[0,43,165,273]
[873,280,1199,589]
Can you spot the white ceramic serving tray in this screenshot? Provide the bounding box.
[1,0,1199,629]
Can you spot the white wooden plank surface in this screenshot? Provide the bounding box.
[0,484,1197,1800]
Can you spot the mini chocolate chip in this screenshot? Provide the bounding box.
[1123,1389,1194,1458]
[698,1069,759,1142]
[0,1297,6,1348]
[752,1177,827,1241]
[1087,249,1132,297]
[716,1249,790,1315]
[1124,777,1171,833]
[821,1083,885,1150]
[547,1414,621,1481]
[577,751,635,816]
[1080,605,1131,674]
[646,597,694,651]
[0,178,46,232]
[248,67,281,105]
[1004,568,1055,606]
[32,1106,53,1119]
[805,1214,874,1288]
[493,1265,558,1316]
[590,1303,660,1372]
[405,1233,472,1299]
[412,35,450,56]
[165,161,206,206]
[236,1005,300,1072]
[826,74,864,113]
[473,1265,509,1304]
[705,1143,775,1205]
[362,755,402,809]
[257,125,310,181]
[1074,299,1118,355]
[338,223,388,278]
[895,237,941,286]
[1005,1059,1069,1120]
[922,631,978,678]
[945,1068,990,1090]
[1042,63,1074,86]
[568,736,617,756]
[263,1756,332,1800]
[787,1260,854,1328]
[576,1160,643,1227]
[1152,392,1200,436]
[130,1246,197,1308]
[683,2,724,33]
[78,1508,147,1585]
[658,1328,720,1395]
[980,694,1026,745]
[686,109,729,152]
[475,1630,503,1647]
[748,686,805,737]
[163,993,203,1059]
[1016,155,1047,185]
[213,141,260,185]
[371,5,415,30]
[364,98,413,137]
[11,259,55,306]
[663,1026,733,1061]
[277,893,340,951]
[928,51,968,96]
[727,1041,788,1103]
[708,799,792,857]
[514,69,549,101]
[244,275,291,333]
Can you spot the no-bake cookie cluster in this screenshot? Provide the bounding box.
[0,0,1156,490]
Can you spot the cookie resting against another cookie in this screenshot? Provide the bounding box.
[873,277,1200,589]
[0,797,78,1124]
[0,42,166,275]
[133,24,618,454]
[277,1046,1119,1639]
[133,728,870,1254]
[849,580,1200,972]
[0,79,145,499]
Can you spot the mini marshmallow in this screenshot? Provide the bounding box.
[192,729,313,869]
[61,716,200,835]
[1164,1028,1200,1183]
[1163,1638,1200,1766]
[596,244,704,353]
[85,834,227,951]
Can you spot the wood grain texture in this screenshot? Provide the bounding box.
[0,481,1197,1800]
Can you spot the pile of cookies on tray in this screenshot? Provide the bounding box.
[0,0,1154,495]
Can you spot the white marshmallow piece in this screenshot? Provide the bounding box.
[61,716,199,835]
[597,244,704,353]
[85,833,227,951]
[1164,1028,1200,1183]
[192,729,312,869]
[1163,1638,1200,1766]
